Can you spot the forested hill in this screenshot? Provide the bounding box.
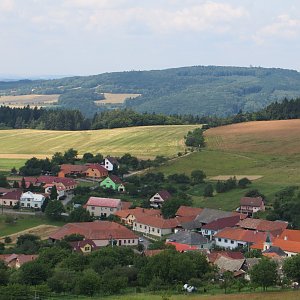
[1,66,300,117]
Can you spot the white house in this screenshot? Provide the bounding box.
[44,183,66,200]
[20,191,45,209]
[103,157,119,171]
[85,197,122,218]
[149,190,171,208]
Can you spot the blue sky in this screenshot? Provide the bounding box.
[1,0,300,76]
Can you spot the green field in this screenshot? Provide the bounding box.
[0,158,26,172]
[0,125,198,162]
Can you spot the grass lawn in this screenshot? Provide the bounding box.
[0,125,198,160]
[0,214,65,237]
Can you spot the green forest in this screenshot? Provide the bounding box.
[1,66,300,116]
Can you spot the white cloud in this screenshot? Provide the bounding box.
[254,14,300,44]
[0,0,14,12]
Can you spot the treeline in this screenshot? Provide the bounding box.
[0,106,203,130]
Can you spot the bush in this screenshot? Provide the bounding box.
[4,236,12,244]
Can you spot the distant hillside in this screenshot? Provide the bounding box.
[1,66,300,116]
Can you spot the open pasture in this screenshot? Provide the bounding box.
[0,125,198,160]
[94,92,141,105]
[0,94,59,107]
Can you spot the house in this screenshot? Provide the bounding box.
[0,254,38,269]
[239,196,265,216]
[70,239,98,254]
[0,189,22,207]
[100,175,125,192]
[38,176,77,192]
[149,190,172,208]
[166,242,198,252]
[252,229,300,257]
[85,164,108,179]
[20,191,45,209]
[166,231,211,250]
[58,164,88,178]
[176,206,203,217]
[214,227,269,250]
[214,255,246,277]
[194,208,239,228]
[114,207,161,227]
[104,156,119,171]
[207,251,245,264]
[49,221,138,247]
[201,215,241,241]
[237,218,288,236]
[133,215,179,237]
[85,196,122,218]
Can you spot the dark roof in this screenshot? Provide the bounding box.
[108,175,124,184]
[202,215,240,231]
[106,157,119,165]
[167,231,209,246]
[240,197,263,207]
[0,189,22,200]
[195,208,236,225]
[263,246,287,257]
[70,239,98,252]
[157,190,171,200]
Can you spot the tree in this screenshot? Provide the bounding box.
[20,261,50,285]
[185,128,205,148]
[161,195,192,219]
[191,170,206,184]
[45,200,65,220]
[69,207,92,222]
[220,271,234,294]
[63,148,78,164]
[203,184,214,197]
[21,177,26,191]
[12,180,19,188]
[0,175,9,188]
[283,254,300,283]
[76,269,100,297]
[245,189,265,200]
[238,177,252,189]
[41,197,49,212]
[50,185,58,200]
[250,258,278,291]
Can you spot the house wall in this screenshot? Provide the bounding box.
[104,159,114,171]
[201,228,217,241]
[0,198,19,207]
[86,168,108,179]
[133,221,173,237]
[87,204,121,217]
[20,194,45,209]
[215,237,247,250]
[149,194,164,208]
[100,179,117,190]
[93,238,138,247]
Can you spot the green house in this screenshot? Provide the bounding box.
[100,175,125,192]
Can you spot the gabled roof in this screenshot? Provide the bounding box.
[195,208,236,225]
[215,227,269,244]
[107,175,123,184]
[60,164,88,174]
[115,207,161,219]
[134,215,179,229]
[279,229,300,242]
[238,218,288,235]
[167,231,208,246]
[37,176,77,188]
[157,190,172,200]
[0,189,22,200]
[214,256,245,272]
[85,164,108,173]
[263,246,287,257]
[86,197,121,208]
[166,241,198,252]
[240,197,263,207]
[121,201,132,210]
[105,156,119,165]
[176,206,203,217]
[202,215,241,231]
[70,239,98,252]
[207,251,244,263]
[50,221,138,240]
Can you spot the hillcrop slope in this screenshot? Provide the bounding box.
[0,125,198,160]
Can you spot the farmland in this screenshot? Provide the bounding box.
[155,120,300,210]
[94,93,141,105]
[0,125,198,161]
[0,94,59,107]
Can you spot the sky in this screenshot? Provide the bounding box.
[1,0,300,77]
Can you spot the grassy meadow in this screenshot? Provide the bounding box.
[0,158,26,172]
[0,125,198,162]
[155,120,300,210]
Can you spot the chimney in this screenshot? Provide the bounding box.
[284,236,288,241]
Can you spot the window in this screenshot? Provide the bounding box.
[139,225,142,228]
[144,226,147,229]
[124,240,126,244]
[84,246,90,251]
[110,208,113,211]
[34,204,38,208]
[91,206,95,210]
[204,230,208,234]
[224,239,228,243]
[128,240,131,244]
[231,240,234,244]
[152,228,155,232]
[218,238,221,242]
[132,240,135,243]
[157,229,160,233]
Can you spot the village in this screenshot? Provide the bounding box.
[0,153,300,296]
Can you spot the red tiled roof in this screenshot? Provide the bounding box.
[207,251,244,263]
[70,239,98,252]
[16,254,38,266]
[60,164,88,174]
[37,176,77,188]
[240,197,263,207]
[86,197,121,208]
[135,215,179,229]
[176,205,203,217]
[157,190,172,200]
[85,164,107,172]
[115,207,160,219]
[0,189,22,200]
[279,229,300,242]
[166,241,198,252]
[176,215,197,225]
[121,201,132,210]
[252,238,300,254]
[108,175,123,184]
[238,218,288,234]
[202,215,241,231]
[215,227,269,244]
[50,221,138,240]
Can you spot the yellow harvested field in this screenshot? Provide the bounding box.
[94,92,141,105]
[205,119,300,154]
[0,224,59,244]
[210,175,263,181]
[0,94,59,107]
[0,125,198,159]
